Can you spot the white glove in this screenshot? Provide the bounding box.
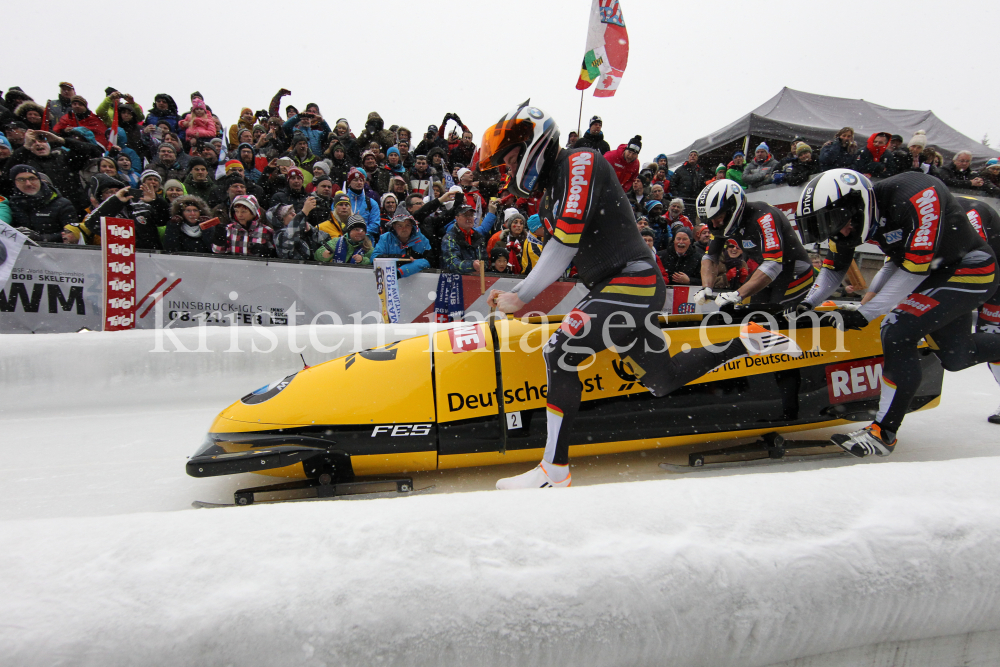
[693,287,714,305]
[838,302,862,311]
[715,291,742,308]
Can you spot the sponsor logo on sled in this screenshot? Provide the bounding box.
[371,424,432,437]
[825,357,883,404]
[449,323,485,353]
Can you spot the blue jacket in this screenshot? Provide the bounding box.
[371,229,432,277]
[283,115,330,156]
[444,211,496,237]
[818,140,858,170]
[346,187,381,237]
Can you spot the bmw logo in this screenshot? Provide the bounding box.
[527,107,543,119]
[839,172,858,185]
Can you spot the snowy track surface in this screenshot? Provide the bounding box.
[2,327,999,666]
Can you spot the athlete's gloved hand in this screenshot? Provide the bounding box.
[693,287,714,305]
[819,308,869,331]
[788,301,814,317]
[837,302,862,311]
[714,291,742,308]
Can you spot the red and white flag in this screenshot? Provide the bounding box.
[108,102,119,147]
[574,0,630,97]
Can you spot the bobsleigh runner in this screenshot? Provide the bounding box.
[187,306,943,506]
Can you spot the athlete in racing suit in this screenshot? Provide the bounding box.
[694,180,814,309]
[797,170,1000,454]
[480,104,800,489]
[959,198,1000,422]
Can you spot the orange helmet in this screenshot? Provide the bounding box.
[479,101,559,197]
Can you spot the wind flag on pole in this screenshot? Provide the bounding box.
[575,0,629,97]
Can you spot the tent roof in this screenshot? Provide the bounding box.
[666,87,996,168]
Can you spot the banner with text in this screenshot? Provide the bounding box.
[101,217,137,331]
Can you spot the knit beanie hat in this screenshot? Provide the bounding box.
[732,151,745,159]
[70,95,88,107]
[627,135,642,153]
[332,192,350,207]
[0,136,12,150]
[755,142,769,153]
[62,224,81,243]
[796,143,813,156]
[526,214,542,234]
[187,156,208,171]
[456,167,472,181]
[140,169,162,183]
[9,164,40,179]
[908,130,927,149]
[380,192,398,207]
[715,163,727,174]
[191,98,206,111]
[163,179,185,193]
[589,115,602,126]
[504,207,524,224]
[645,199,664,213]
[346,214,367,235]
[224,159,242,172]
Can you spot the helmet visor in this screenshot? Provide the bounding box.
[798,206,854,244]
[479,118,535,172]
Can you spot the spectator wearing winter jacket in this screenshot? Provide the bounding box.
[603,136,642,191]
[146,94,181,133]
[781,143,822,186]
[658,228,702,286]
[441,204,485,274]
[182,157,216,201]
[357,112,396,153]
[272,203,316,260]
[414,123,448,158]
[881,134,911,176]
[574,116,611,154]
[234,143,263,184]
[407,155,439,198]
[626,176,647,215]
[179,98,217,144]
[375,147,407,194]
[78,170,163,249]
[14,100,46,131]
[323,140,352,186]
[5,129,103,213]
[316,214,373,264]
[45,82,75,128]
[669,151,709,212]
[282,112,331,158]
[371,213,432,277]
[743,143,779,187]
[855,132,892,177]
[818,127,858,170]
[449,130,476,168]
[228,108,256,148]
[938,151,987,190]
[212,195,274,256]
[53,96,110,148]
[164,195,215,254]
[95,92,146,154]
[713,239,749,291]
[665,198,693,233]
[343,167,381,237]
[270,167,310,212]
[6,164,79,243]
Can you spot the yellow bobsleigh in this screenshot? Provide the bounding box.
[187,309,942,502]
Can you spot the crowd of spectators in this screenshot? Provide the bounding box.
[1,83,996,286]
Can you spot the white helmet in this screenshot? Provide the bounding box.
[478,100,560,198]
[797,169,878,245]
[696,179,746,235]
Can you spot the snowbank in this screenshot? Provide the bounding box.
[2,457,999,667]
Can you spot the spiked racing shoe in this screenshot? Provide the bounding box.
[739,322,803,357]
[496,462,571,490]
[830,423,897,458]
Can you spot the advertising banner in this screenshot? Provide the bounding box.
[374,258,401,324]
[1,247,699,334]
[101,217,136,331]
[0,221,28,288]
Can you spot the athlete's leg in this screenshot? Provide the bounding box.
[878,277,1000,435]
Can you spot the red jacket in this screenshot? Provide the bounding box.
[53,111,110,148]
[603,144,641,191]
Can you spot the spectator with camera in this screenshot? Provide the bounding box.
[356,112,395,153]
[85,174,164,250]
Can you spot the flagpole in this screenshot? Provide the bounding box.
[577,89,584,137]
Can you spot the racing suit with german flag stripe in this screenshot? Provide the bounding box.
[803,172,1000,436]
[705,201,814,305]
[959,197,1000,388]
[509,147,750,465]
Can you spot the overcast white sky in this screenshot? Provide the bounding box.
[9,0,999,159]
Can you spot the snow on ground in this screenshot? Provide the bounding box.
[1,327,999,666]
